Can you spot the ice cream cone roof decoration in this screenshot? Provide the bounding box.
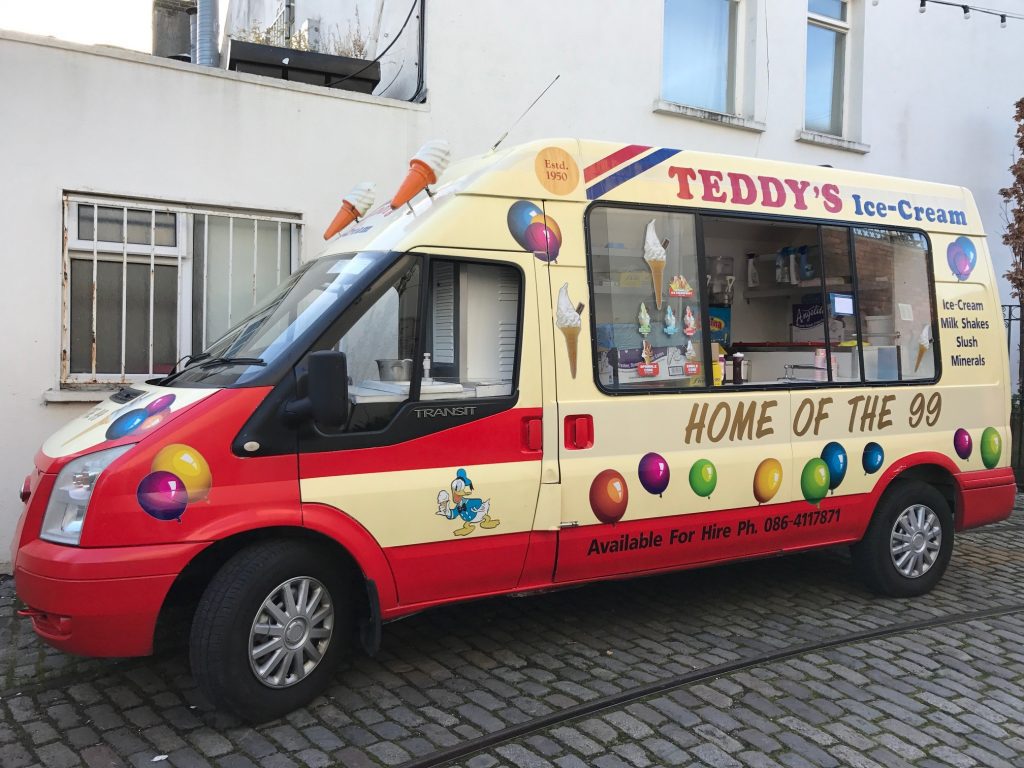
[391,140,452,209]
[323,182,376,240]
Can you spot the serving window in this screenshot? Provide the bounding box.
[585,205,938,393]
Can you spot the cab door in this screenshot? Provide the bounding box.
[298,250,544,606]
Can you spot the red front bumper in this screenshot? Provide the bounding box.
[14,539,207,657]
[956,466,1017,531]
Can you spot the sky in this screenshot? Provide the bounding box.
[0,0,229,53]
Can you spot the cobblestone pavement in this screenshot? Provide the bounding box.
[2,502,1023,768]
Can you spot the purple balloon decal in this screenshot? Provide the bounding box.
[953,428,973,460]
[106,409,148,441]
[946,237,977,281]
[146,393,176,415]
[637,452,671,497]
[523,221,560,261]
[137,471,189,521]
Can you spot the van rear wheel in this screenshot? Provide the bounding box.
[852,481,953,597]
[189,541,349,722]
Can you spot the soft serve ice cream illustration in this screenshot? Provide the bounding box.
[556,283,584,378]
[644,219,668,309]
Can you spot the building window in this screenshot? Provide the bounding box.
[64,195,300,385]
[662,0,738,114]
[805,0,848,136]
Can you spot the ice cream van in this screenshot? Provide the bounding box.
[13,138,1016,720]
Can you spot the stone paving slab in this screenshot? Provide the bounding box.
[1,502,1023,767]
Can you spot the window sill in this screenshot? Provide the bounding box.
[44,387,119,404]
[795,130,870,154]
[652,100,766,134]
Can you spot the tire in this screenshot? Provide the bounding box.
[189,540,349,722]
[851,480,953,598]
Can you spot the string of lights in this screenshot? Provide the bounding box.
[872,0,1024,25]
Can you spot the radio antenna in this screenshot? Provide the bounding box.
[491,74,560,152]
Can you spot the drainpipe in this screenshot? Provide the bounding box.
[196,0,219,67]
[187,6,198,64]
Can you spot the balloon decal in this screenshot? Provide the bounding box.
[862,442,884,475]
[800,458,830,506]
[688,459,717,499]
[946,236,977,282]
[589,469,629,524]
[137,443,212,522]
[637,452,670,497]
[105,393,176,441]
[507,200,561,262]
[820,442,848,493]
[752,458,783,504]
[953,428,973,460]
[980,427,1002,469]
[137,471,189,522]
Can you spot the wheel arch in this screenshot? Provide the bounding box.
[869,451,960,525]
[155,514,393,653]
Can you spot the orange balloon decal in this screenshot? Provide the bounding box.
[589,469,629,524]
[753,458,783,504]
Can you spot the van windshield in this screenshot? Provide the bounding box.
[163,251,394,387]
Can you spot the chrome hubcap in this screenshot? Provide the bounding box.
[890,504,941,578]
[249,576,333,688]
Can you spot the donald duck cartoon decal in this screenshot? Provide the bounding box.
[435,468,500,536]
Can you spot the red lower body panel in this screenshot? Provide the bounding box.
[956,466,1016,530]
[14,539,207,657]
[554,495,873,583]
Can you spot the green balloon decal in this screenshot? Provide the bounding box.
[689,459,717,498]
[980,427,1002,469]
[801,458,831,506]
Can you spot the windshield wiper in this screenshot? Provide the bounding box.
[195,356,266,369]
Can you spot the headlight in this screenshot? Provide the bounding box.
[41,445,134,545]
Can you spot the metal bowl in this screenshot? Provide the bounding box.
[376,358,414,381]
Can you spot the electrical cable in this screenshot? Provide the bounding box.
[324,0,420,89]
[904,0,1024,21]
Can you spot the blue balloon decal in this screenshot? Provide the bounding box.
[946,236,977,281]
[507,200,543,250]
[820,441,848,492]
[862,442,884,475]
[106,408,148,441]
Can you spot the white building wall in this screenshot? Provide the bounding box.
[0,0,1022,565]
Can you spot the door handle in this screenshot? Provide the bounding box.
[522,416,543,453]
[564,415,594,450]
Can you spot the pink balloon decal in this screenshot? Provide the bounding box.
[137,471,188,522]
[946,237,977,281]
[146,393,176,415]
[507,200,561,262]
[637,452,670,497]
[953,428,972,460]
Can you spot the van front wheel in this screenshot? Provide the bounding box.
[189,541,349,722]
[852,481,953,597]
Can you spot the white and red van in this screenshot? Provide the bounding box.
[13,139,1015,720]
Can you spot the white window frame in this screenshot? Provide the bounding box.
[62,193,301,386]
[805,2,850,137]
[658,0,744,116]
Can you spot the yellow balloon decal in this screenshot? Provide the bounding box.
[151,443,212,502]
[753,458,783,504]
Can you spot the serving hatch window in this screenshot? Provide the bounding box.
[585,205,939,393]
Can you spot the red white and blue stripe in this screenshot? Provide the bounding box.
[584,145,682,200]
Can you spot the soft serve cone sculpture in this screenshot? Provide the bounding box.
[644,219,667,309]
[391,140,452,209]
[556,282,583,378]
[323,182,376,239]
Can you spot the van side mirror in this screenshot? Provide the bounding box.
[287,350,349,430]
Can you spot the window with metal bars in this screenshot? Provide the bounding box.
[63,194,301,385]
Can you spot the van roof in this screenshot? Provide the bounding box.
[322,138,983,256]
